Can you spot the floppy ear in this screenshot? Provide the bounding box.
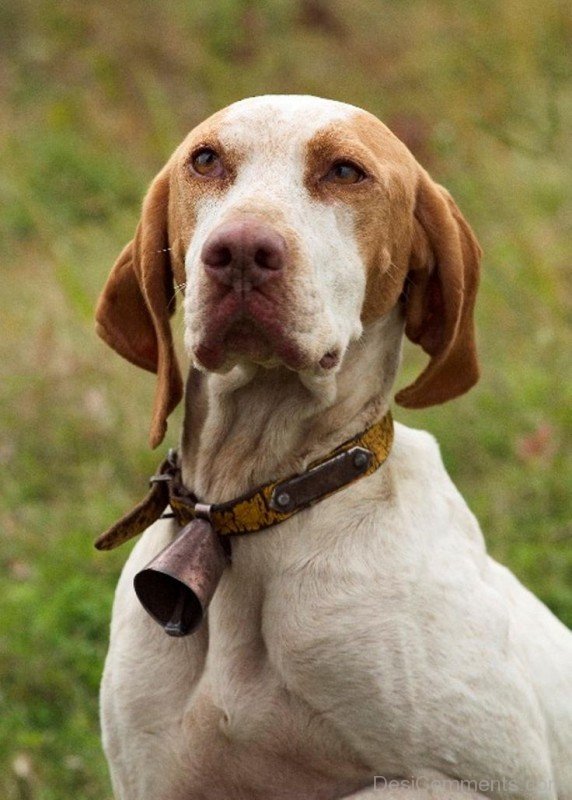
[95,167,183,448]
[395,170,481,408]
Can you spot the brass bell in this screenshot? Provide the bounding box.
[133,519,227,637]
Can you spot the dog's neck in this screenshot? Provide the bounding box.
[180,310,404,504]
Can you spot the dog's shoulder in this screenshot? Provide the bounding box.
[389,420,461,504]
[380,421,487,560]
[391,420,443,470]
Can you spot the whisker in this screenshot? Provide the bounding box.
[168,281,187,312]
[383,261,403,287]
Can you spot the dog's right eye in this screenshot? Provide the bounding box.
[190,148,224,178]
[323,160,367,185]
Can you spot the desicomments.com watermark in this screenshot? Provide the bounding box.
[373,776,555,793]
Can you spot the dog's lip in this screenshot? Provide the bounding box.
[319,350,340,370]
[192,291,315,371]
[194,321,308,372]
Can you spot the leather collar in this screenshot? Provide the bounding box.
[95,411,394,552]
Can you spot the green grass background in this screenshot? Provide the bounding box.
[1,1,570,797]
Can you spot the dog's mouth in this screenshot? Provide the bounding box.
[195,317,289,370]
[191,290,340,373]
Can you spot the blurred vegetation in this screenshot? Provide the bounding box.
[0,0,570,797]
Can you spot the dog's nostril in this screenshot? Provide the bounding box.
[205,245,232,268]
[254,246,281,271]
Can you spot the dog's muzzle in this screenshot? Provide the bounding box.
[133,519,227,637]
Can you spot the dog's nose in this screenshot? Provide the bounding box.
[201,219,286,287]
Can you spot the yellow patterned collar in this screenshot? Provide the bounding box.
[95,411,394,551]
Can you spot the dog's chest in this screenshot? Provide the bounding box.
[178,561,373,799]
[180,667,370,799]
[176,523,559,800]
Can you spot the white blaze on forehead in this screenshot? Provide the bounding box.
[220,94,360,145]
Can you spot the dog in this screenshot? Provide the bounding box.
[96,95,572,800]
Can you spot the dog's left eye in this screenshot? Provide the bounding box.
[323,161,366,185]
[190,147,224,177]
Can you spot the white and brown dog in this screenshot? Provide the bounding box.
[96,96,572,800]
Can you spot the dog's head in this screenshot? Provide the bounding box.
[96,95,481,447]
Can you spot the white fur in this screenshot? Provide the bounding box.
[101,97,572,800]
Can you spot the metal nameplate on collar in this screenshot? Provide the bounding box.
[269,446,373,513]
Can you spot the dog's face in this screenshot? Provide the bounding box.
[96,95,481,447]
[177,96,415,376]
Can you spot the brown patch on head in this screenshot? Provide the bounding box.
[305,110,482,407]
[95,107,243,448]
[167,108,241,272]
[305,112,418,324]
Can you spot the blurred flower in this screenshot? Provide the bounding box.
[8,560,34,581]
[64,754,84,770]
[83,387,112,426]
[12,752,35,782]
[515,422,557,463]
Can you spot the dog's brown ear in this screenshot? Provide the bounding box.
[395,171,481,408]
[96,167,183,448]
